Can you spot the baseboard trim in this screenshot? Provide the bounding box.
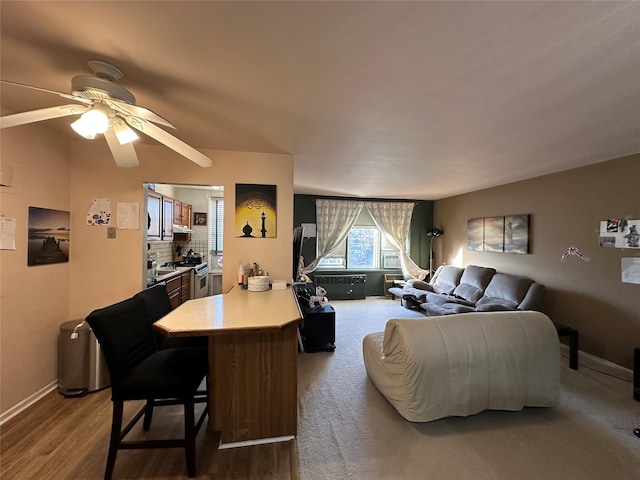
[560,344,632,381]
[0,380,58,426]
[218,435,295,450]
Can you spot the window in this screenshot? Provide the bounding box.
[209,197,224,253]
[318,209,399,270]
[347,227,379,269]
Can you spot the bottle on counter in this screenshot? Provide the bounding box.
[238,262,245,287]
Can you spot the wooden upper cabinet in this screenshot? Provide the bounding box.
[173,199,192,227]
[148,190,192,242]
[182,203,192,228]
[173,200,183,225]
[162,196,174,241]
[147,192,162,241]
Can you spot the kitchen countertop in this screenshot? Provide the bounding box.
[148,265,193,287]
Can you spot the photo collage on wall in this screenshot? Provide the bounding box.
[599,219,639,249]
[467,214,530,254]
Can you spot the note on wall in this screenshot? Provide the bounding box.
[117,202,140,230]
[0,217,16,250]
[86,198,111,225]
[621,257,640,285]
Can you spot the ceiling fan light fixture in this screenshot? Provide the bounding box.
[113,119,139,145]
[70,109,109,139]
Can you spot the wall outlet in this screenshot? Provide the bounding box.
[107,227,116,239]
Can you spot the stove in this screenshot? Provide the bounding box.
[191,262,209,276]
[191,262,209,298]
[162,261,209,298]
[165,260,206,270]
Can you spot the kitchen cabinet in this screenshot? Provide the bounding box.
[183,203,192,228]
[162,196,174,241]
[173,199,192,242]
[164,270,192,309]
[180,271,191,304]
[147,191,162,241]
[165,275,182,309]
[173,200,192,227]
[147,189,191,243]
[173,200,183,225]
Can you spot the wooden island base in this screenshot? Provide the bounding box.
[209,323,299,444]
[154,287,303,447]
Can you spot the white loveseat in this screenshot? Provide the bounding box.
[362,311,560,422]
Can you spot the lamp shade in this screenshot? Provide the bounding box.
[113,119,139,144]
[70,109,109,139]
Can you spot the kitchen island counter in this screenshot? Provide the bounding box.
[154,286,303,445]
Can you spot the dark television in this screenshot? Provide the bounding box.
[293,226,304,283]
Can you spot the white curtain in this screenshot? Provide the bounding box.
[302,199,364,273]
[365,201,429,280]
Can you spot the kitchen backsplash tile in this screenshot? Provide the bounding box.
[149,240,209,266]
[148,243,173,265]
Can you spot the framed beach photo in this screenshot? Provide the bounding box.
[28,206,70,266]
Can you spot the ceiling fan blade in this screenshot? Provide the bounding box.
[0,104,90,129]
[1,80,93,105]
[104,99,175,129]
[104,128,139,168]
[126,118,212,168]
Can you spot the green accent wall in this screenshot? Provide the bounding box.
[293,195,434,295]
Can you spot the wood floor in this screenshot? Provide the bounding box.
[0,387,299,479]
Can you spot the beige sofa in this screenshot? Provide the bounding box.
[362,311,560,422]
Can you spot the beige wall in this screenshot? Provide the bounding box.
[1,128,293,417]
[1,124,71,415]
[434,153,640,369]
[68,141,293,319]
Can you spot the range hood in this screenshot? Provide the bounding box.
[173,224,194,234]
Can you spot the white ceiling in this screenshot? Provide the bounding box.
[1,1,639,200]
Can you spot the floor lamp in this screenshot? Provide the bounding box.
[426,228,443,280]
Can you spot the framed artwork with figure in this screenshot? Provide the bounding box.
[193,212,207,226]
[235,184,277,238]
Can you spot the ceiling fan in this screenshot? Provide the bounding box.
[0,60,212,168]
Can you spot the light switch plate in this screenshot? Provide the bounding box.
[107,227,116,239]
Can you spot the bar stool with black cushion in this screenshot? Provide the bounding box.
[133,283,206,349]
[86,296,209,479]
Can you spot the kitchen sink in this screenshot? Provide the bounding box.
[156,267,177,275]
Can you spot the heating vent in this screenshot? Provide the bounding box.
[314,274,366,300]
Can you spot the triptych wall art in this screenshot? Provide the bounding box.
[467,214,530,254]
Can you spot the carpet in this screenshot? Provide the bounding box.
[296,297,640,480]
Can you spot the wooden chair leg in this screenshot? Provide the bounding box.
[105,401,124,480]
[143,399,154,431]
